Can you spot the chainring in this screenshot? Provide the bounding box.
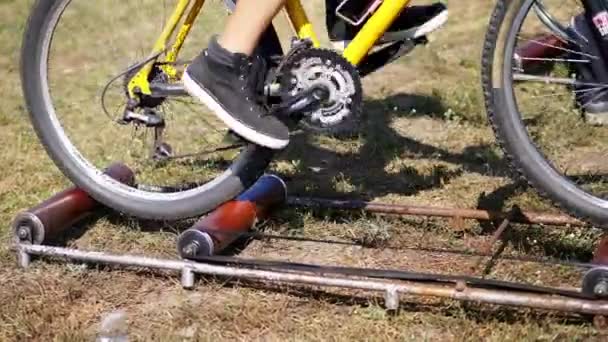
[280,48,363,135]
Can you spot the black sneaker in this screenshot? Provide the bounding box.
[327,2,448,51]
[183,37,290,149]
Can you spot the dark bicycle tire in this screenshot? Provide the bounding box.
[482,0,608,227]
[20,0,282,220]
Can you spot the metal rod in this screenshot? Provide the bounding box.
[16,244,608,316]
[287,197,584,226]
[470,213,513,275]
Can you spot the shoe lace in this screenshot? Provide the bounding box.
[237,55,269,111]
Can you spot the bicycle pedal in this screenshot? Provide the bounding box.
[121,109,165,128]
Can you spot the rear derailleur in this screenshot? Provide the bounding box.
[120,99,172,162]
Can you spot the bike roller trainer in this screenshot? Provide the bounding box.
[12,162,135,266]
[10,168,608,324]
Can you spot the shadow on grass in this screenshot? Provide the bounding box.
[202,277,592,326]
[47,210,111,247]
[475,181,529,234]
[473,178,602,262]
[505,225,597,262]
[274,92,509,200]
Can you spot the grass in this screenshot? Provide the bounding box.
[1,0,607,340]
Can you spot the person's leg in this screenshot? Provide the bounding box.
[184,0,290,150]
[218,0,286,55]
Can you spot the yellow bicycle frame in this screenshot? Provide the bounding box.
[128,0,411,98]
[284,0,411,65]
[128,0,205,97]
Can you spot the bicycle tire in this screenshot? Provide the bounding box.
[481,0,608,227]
[20,0,281,220]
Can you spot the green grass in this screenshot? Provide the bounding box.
[1,0,607,340]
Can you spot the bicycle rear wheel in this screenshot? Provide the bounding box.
[21,0,282,220]
[482,0,608,226]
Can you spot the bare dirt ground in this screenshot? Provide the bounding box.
[2,0,608,340]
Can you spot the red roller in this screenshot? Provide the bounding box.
[177,175,287,259]
[12,163,135,245]
[593,235,608,265]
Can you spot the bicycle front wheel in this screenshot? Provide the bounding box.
[482,0,608,226]
[21,0,282,220]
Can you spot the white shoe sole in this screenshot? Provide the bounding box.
[331,40,397,53]
[331,9,448,52]
[381,9,448,42]
[182,71,289,150]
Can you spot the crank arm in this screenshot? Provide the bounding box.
[272,85,330,118]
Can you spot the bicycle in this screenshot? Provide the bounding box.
[20,0,608,226]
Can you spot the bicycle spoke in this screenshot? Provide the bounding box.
[516,36,598,60]
[513,73,608,88]
[516,57,590,63]
[526,85,606,98]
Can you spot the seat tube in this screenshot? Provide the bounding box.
[343,0,411,66]
[128,0,192,96]
[162,0,205,79]
[285,0,321,47]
